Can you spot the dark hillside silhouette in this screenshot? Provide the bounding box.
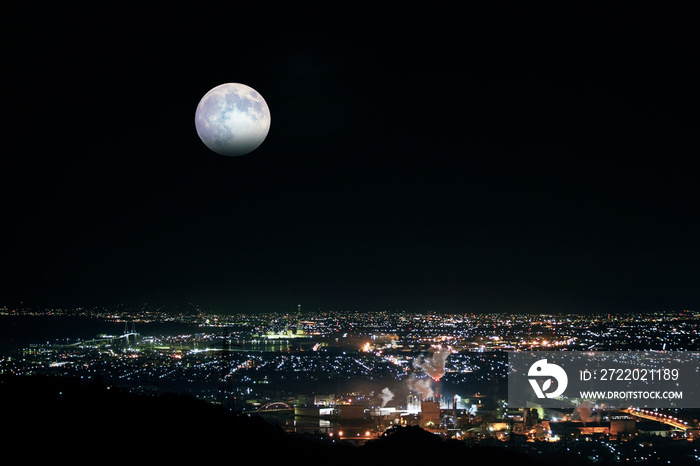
[1,375,543,464]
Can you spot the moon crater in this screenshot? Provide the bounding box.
[195,83,270,156]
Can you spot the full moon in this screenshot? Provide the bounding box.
[195,83,271,156]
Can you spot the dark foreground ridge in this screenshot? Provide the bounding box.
[2,374,545,464]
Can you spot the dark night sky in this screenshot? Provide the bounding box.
[3,3,698,314]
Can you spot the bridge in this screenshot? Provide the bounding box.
[64,321,140,348]
[256,402,293,413]
[66,332,139,348]
[624,407,691,431]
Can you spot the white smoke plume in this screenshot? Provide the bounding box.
[413,348,450,381]
[575,401,600,424]
[408,377,434,400]
[380,387,394,408]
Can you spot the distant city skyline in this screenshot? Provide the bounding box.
[4,301,700,462]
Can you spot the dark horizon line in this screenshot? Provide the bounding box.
[2,300,695,316]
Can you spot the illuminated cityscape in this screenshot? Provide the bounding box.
[3,306,700,463]
[4,1,696,464]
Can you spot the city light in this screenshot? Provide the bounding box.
[2,306,699,462]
